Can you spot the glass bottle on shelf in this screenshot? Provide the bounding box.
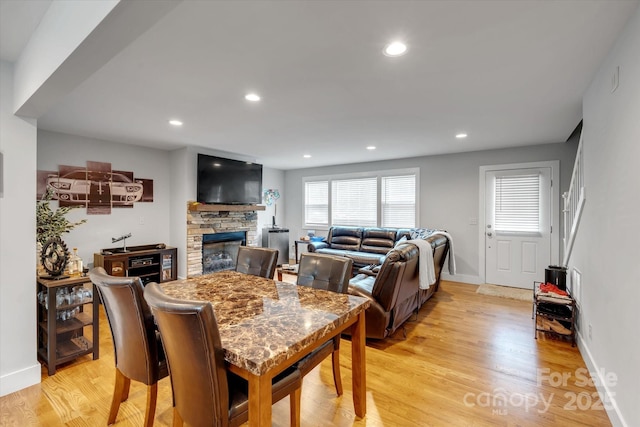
[68,248,83,277]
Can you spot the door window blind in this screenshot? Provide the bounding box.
[495,174,540,233]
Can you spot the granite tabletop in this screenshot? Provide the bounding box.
[160,270,370,375]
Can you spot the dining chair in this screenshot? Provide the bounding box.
[235,246,279,279]
[143,282,302,427]
[295,253,353,396]
[88,267,168,427]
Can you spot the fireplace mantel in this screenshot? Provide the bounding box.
[189,203,266,212]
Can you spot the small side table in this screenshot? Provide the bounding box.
[532,281,576,346]
[294,240,309,263]
[277,264,299,282]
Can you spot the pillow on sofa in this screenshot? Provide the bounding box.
[410,228,438,240]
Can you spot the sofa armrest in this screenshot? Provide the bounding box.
[307,241,329,252]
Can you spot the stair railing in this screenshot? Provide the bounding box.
[562,134,586,266]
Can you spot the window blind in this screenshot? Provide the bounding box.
[495,174,540,233]
[382,175,416,228]
[331,178,377,226]
[304,181,328,225]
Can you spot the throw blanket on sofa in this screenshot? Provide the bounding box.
[406,231,456,290]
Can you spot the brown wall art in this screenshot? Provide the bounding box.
[37,161,153,215]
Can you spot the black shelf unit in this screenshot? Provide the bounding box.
[532,281,576,346]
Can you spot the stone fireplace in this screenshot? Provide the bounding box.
[187,203,263,277]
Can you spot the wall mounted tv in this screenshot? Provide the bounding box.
[197,154,263,205]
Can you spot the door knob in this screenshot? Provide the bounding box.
[487,232,493,237]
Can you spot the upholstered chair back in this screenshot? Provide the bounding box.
[235,246,278,279]
[296,253,353,293]
[89,267,168,426]
[143,282,230,425]
[90,267,164,384]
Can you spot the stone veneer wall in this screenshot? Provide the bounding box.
[187,205,259,277]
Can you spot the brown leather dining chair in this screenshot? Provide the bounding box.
[89,267,168,427]
[143,282,302,427]
[235,246,279,279]
[295,253,353,396]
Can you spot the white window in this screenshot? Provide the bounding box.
[332,177,377,226]
[382,175,416,228]
[303,169,418,229]
[304,181,329,226]
[494,173,541,233]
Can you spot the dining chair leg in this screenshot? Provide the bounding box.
[143,383,158,427]
[172,407,184,427]
[331,350,343,396]
[290,386,301,427]
[108,369,129,424]
[121,376,131,401]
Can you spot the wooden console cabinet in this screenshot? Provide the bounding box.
[37,276,99,375]
[93,244,177,285]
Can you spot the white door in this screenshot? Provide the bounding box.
[485,167,552,288]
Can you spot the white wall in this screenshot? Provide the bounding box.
[0,61,41,396]
[569,6,640,426]
[37,130,172,267]
[284,142,577,283]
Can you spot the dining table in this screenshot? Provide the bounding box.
[160,270,370,426]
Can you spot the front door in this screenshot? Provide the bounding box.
[485,167,552,288]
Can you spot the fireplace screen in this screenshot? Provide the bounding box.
[202,231,247,274]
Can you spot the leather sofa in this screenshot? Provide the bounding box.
[307,226,412,268]
[346,234,449,339]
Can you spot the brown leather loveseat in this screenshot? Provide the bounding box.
[346,234,449,339]
[307,226,411,268]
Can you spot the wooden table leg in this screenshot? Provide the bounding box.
[351,310,366,418]
[248,372,272,426]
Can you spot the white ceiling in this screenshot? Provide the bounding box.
[2,0,637,170]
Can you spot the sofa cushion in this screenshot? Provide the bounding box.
[314,248,384,267]
[328,227,362,251]
[360,228,397,255]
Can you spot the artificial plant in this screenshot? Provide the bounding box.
[36,188,86,245]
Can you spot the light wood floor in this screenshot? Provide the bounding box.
[0,280,611,427]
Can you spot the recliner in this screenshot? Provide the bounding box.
[235,246,278,279]
[294,253,353,396]
[143,282,301,427]
[88,267,168,427]
[347,235,449,339]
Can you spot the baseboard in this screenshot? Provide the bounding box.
[0,363,40,397]
[441,272,482,285]
[576,331,627,427]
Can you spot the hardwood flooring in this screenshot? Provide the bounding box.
[0,280,611,426]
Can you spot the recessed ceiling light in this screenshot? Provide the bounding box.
[384,41,407,57]
[303,154,311,158]
[366,146,376,150]
[245,93,261,102]
[169,119,183,126]
[456,133,468,139]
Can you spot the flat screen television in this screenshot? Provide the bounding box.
[197,154,263,205]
